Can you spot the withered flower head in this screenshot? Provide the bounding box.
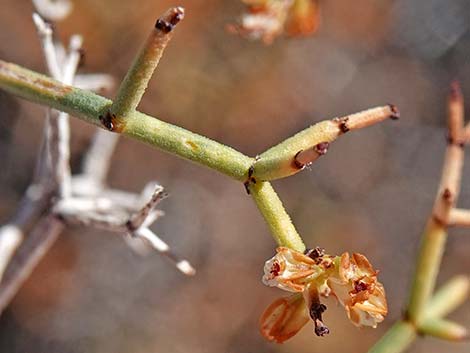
[260,247,387,343]
[328,253,388,328]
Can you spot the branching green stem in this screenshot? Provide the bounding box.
[0,60,252,181]
[0,59,307,249]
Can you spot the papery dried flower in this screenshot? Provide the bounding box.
[228,0,321,44]
[328,253,388,328]
[260,293,310,343]
[260,247,387,343]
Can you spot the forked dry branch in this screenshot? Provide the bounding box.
[0,2,195,315]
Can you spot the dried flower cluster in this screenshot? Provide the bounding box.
[229,0,320,44]
[260,247,387,343]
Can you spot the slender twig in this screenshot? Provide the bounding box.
[408,83,464,324]
[0,226,23,282]
[252,105,399,181]
[448,208,470,227]
[74,73,115,92]
[53,192,195,276]
[0,216,63,313]
[424,275,470,319]
[32,13,62,79]
[134,228,196,276]
[54,35,83,198]
[111,7,185,119]
[32,0,72,21]
[369,83,469,353]
[419,319,467,341]
[127,185,166,230]
[368,321,416,353]
[80,130,120,186]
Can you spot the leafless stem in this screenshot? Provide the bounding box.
[448,208,470,227]
[81,130,120,186]
[32,0,73,21]
[0,3,195,315]
[432,82,465,224]
[127,185,166,230]
[0,216,63,313]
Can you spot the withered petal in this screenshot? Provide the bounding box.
[260,294,310,343]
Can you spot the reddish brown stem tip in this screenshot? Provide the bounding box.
[449,80,462,101]
[155,7,185,33]
[388,104,400,120]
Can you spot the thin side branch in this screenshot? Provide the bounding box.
[252,105,399,181]
[419,318,468,341]
[369,82,469,353]
[110,7,185,119]
[425,275,470,319]
[448,208,470,227]
[32,0,72,21]
[0,216,63,313]
[127,185,166,230]
[408,83,465,324]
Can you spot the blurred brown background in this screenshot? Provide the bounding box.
[0,0,469,352]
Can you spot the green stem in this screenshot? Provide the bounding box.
[249,181,305,252]
[425,275,470,319]
[0,60,252,181]
[419,318,467,341]
[368,321,417,353]
[111,7,184,118]
[0,59,307,251]
[252,105,396,181]
[407,220,448,325]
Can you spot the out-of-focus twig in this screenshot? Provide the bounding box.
[0,216,63,313]
[369,82,470,353]
[32,0,73,21]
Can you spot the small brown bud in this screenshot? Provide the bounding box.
[388,104,400,120]
[314,142,329,155]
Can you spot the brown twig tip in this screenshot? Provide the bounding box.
[155,7,185,33]
[388,104,400,120]
[78,47,86,68]
[449,80,462,101]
